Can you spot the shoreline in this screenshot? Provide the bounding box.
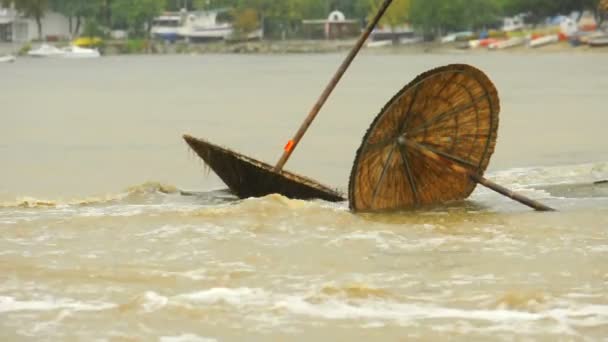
[2,39,607,57]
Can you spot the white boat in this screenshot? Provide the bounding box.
[61,45,100,58]
[588,35,608,47]
[441,31,473,43]
[178,9,234,41]
[0,55,16,63]
[529,34,559,48]
[366,40,392,48]
[27,44,65,57]
[151,12,182,41]
[489,37,526,50]
[399,36,423,45]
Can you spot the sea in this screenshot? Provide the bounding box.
[1,52,607,340]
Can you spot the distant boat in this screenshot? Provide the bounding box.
[488,37,526,50]
[399,36,423,45]
[529,34,559,48]
[370,25,414,42]
[151,12,182,42]
[0,55,16,63]
[151,8,263,42]
[366,40,392,48]
[468,39,499,49]
[588,35,608,47]
[441,31,473,43]
[61,45,101,58]
[27,44,65,57]
[477,38,499,48]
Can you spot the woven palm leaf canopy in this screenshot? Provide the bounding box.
[349,64,554,212]
[183,135,344,202]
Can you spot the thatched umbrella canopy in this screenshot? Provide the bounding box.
[349,64,500,212]
[183,135,344,202]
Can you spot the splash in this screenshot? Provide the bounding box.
[0,181,181,209]
[125,182,179,195]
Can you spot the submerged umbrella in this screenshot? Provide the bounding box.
[183,135,343,202]
[183,0,395,202]
[349,64,554,212]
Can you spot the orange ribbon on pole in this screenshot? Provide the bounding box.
[284,140,295,152]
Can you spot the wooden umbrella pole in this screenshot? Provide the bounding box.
[469,174,555,212]
[402,139,556,212]
[274,0,395,172]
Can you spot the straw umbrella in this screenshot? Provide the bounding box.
[349,64,554,212]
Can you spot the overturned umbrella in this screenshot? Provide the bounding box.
[349,64,555,212]
[183,0,396,202]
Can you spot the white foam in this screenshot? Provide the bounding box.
[0,296,115,313]
[274,296,539,321]
[160,334,217,342]
[140,291,169,312]
[273,296,608,332]
[176,287,268,306]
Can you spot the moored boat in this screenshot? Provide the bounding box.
[441,31,473,43]
[0,54,15,63]
[488,37,526,50]
[61,45,101,58]
[366,40,392,48]
[27,44,65,57]
[529,34,559,48]
[588,35,608,47]
[478,38,499,48]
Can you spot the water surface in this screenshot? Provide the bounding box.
[1,53,607,340]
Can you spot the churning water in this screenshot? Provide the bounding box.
[1,53,607,340]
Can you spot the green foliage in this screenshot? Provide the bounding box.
[20,0,604,42]
[49,0,98,20]
[410,0,501,36]
[499,0,600,18]
[119,38,148,53]
[369,0,410,28]
[111,0,167,37]
[233,8,259,35]
[82,18,105,37]
[17,42,32,56]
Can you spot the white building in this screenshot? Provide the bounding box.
[0,6,75,42]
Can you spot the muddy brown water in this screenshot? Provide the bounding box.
[1,53,607,340]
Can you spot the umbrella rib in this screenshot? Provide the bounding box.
[411,141,478,169]
[399,84,421,132]
[398,145,419,205]
[371,143,397,206]
[436,72,460,98]
[406,94,489,136]
[362,136,397,152]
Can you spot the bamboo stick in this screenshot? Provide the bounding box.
[401,138,556,212]
[469,174,555,212]
[274,0,395,172]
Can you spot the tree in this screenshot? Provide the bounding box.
[50,0,100,36]
[410,0,501,38]
[111,0,166,37]
[368,0,410,30]
[499,0,600,23]
[3,0,48,40]
[232,7,259,36]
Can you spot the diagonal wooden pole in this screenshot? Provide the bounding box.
[274,0,395,172]
[401,139,556,212]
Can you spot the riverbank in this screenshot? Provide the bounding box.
[106,39,608,55]
[2,39,607,57]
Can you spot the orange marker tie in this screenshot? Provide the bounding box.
[284,140,295,152]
